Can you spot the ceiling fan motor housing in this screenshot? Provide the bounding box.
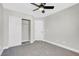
[42,10,45,13]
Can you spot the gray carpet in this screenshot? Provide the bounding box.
[1,41,79,56]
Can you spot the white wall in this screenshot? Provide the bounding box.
[8,16,22,47]
[0,4,4,55]
[34,19,45,41]
[3,9,34,48]
[44,4,79,52]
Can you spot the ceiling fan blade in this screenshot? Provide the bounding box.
[42,3,46,6]
[33,8,39,11]
[44,6,54,9]
[31,3,39,7]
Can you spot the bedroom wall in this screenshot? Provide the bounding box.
[34,19,45,41]
[3,9,35,49]
[44,3,79,52]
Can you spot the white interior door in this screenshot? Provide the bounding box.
[8,16,22,47]
[22,20,30,42]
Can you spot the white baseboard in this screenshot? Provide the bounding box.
[3,40,34,49]
[3,46,9,50]
[30,40,34,43]
[22,40,30,43]
[41,40,79,53]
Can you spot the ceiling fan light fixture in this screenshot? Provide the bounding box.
[39,7,44,11]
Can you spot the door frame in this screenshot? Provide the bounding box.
[22,19,31,43]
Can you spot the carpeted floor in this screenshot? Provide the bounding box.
[1,41,79,56]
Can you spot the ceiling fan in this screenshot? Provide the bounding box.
[31,3,54,13]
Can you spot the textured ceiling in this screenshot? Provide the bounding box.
[3,3,76,18]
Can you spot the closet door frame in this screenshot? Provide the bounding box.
[22,19,31,43]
